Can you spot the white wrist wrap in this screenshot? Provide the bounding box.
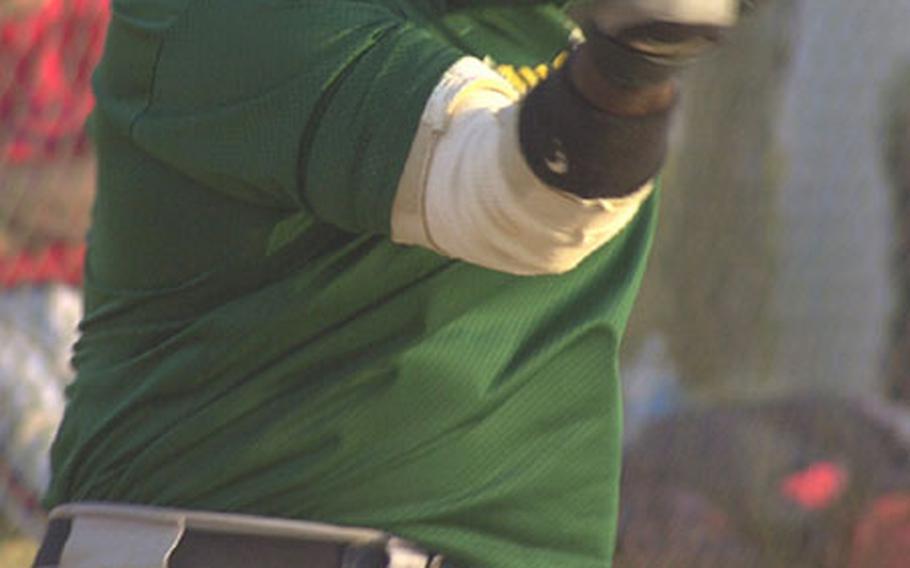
[391,57,653,276]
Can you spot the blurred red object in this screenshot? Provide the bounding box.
[1,0,108,287]
[780,461,849,511]
[0,241,84,286]
[1,0,109,163]
[849,493,910,568]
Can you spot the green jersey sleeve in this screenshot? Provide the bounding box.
[100,0,461,234]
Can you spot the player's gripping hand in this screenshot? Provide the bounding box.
[583,0,764,87]
[517,0,771,199]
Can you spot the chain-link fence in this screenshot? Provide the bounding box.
[623,0,910,399]
[619,0,910,564]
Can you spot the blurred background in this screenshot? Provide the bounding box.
[623,0,910,412]
[619,0,910,564]
[1,0,908,566]
[0,0,107,564]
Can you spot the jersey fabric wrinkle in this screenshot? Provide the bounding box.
[45,2,661,567]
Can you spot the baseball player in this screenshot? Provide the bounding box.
[34,1,763,567]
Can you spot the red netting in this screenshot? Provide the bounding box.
[0,0,108,287]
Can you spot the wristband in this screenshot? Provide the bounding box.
[518,58,672,199]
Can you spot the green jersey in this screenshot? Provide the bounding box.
[46,2,660,567]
